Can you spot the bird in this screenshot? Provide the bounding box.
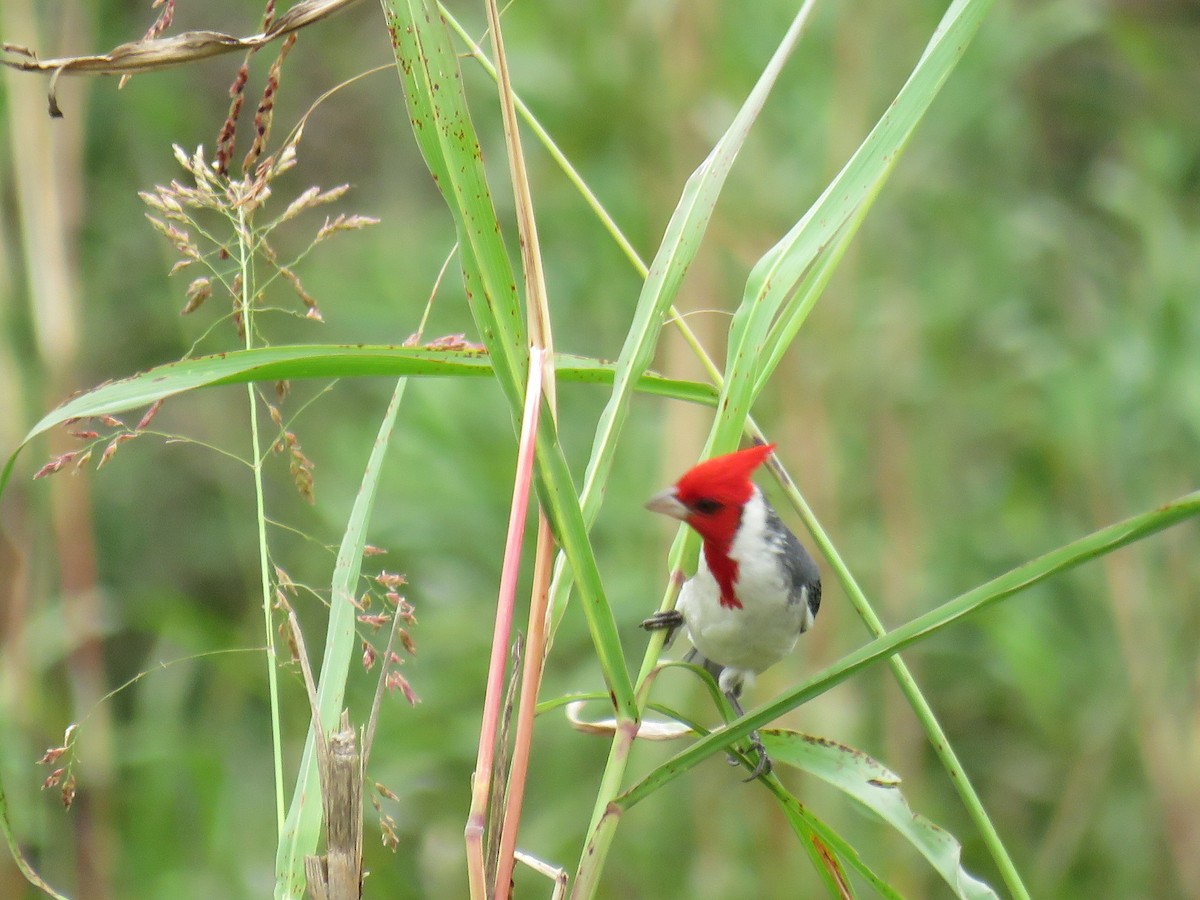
[641,442,821,779]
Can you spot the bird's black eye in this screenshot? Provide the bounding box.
[692,498,723,515]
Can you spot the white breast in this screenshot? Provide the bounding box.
[677,490,808,681]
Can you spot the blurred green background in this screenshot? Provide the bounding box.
[2,0,1199,897]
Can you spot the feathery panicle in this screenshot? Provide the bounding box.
[278,184,349,224]
[97,433,139,470]
[215,61,250,178]
[315,213,380,243]
[33,453,78,480]
[242,34,298,176]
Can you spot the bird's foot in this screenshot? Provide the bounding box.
[725,729,772,781]
[721,689,771,780]
[641,609,684,632]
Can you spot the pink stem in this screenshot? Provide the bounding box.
[465,346,545,899]
[493,510,555,896]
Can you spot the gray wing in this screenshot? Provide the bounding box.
[765,501,822,623]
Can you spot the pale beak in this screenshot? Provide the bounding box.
[645,488,689,521]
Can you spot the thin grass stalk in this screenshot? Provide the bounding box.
[485,636,525,886]
[465,346,545,899]
[483,0,552,366]
[514,850,569,899]
[237,207,288,837]
[0,779,70,899]
[569,725,637,899]
[4,0,119,888]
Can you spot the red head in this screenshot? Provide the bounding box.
[646,443,776,608]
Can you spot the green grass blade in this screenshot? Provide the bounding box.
[715,0,995,455]
[0,345,716,501]
[766,785,903,900]
[765,731,998,900]
[570,0,822,526]
[273,378,409,899]
[383,0,526,410]
[533,411,636,718]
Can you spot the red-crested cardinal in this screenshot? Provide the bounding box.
[642,442,821,778]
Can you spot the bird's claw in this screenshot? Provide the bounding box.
[726,730,772,781]
[641,609,684,632]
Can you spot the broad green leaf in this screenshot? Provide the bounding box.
[765,732,997,900]
[0,345,715,499]
[383,0,526,410]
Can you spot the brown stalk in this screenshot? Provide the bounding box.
[1,0,361,116]
[288,612,364,900]
[303,716,363,900]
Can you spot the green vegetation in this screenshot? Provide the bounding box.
[1,1,1198,898]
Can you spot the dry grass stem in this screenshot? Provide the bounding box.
[1,0,360,76]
